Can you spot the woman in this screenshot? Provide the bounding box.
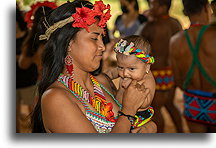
[32,0,156,133]
[112,0,147,38]
[19,1,57,80]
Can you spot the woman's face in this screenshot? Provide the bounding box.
[120,0,135,14]
[69,21,105,72]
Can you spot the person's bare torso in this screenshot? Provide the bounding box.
[171,25,216,92]
[141,17,181,70]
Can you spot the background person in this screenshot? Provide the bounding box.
[170,0,215,133]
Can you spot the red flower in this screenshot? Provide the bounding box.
[98,9,111,28]
[93,0,107,15]
[71,0,111,31]
[24,1,57,29]
[93,1,111,28]
[72,7,97,32]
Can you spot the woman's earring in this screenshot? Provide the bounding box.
[65,55,74,78]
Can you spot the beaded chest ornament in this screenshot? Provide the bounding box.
[58,73,117,122]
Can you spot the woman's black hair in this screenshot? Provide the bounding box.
[25,6,53,57]
[32,0,94,133]
[182,0,209,16]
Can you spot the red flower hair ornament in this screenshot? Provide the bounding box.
[24,1,58,29]
[39,0,111,40]
[72,0,111,32]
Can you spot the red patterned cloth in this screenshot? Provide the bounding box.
[152,67,174,90]
[183,90,216,125]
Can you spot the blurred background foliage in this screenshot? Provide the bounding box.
[17,0,191,30]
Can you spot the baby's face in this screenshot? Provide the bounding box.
[117,53,149,88]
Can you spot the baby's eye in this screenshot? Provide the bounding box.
[129,68,135,71]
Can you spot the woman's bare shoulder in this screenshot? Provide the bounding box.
[41,80,82,113]
[41,85,77,112]
[41,82,96,133]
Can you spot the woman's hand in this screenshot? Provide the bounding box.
[131,121,157,133]
[121,80,150,115]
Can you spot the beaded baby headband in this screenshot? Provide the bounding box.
[24,1,58,29]
[39,0,111,40]
[114,39,155,64]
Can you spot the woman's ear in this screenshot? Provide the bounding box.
[68,40,73,52]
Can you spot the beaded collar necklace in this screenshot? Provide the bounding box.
[58,73,119,122]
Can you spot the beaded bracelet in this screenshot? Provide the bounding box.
[118,111,136,124]
[131,106,154,129]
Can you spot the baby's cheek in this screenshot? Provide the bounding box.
[132,70,146,81]
[131,74,143,81]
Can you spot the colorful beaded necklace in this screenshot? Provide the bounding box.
[58,73,121,122]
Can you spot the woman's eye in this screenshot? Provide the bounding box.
[91,38,98,41]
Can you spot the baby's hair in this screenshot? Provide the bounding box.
[122,35,151,55]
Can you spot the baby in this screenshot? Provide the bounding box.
[107,35,155,112]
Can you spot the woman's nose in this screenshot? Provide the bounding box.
[98,39,105,52]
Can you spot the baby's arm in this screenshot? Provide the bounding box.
[138,71,156,111]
